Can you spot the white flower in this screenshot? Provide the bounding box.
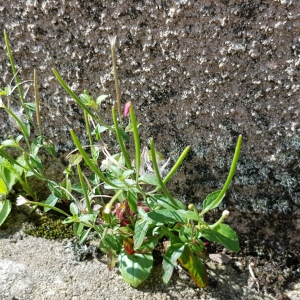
[16,195,28,206]
[222,210,230,218]
[103,205,111,215]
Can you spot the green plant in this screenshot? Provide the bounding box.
[2,32,242,288]
[0,30,57,225]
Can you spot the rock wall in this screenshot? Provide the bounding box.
[0,0,299,248]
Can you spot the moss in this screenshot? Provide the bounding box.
[25,214,73,239]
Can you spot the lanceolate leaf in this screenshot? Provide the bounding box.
[0,178,8,195]
[119,249,153,288]
[0,200,12,226]
[147,209,185,223]
[178,246,208,288]
[202,190,224,213]
[162,243,185,284]
[134,219,149,250]
[202,223,240,252]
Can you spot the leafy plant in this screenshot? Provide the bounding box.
[2,31,242,288]
[0,30,56,225]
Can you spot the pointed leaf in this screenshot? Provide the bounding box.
[162,243,185,284]
[134,219,149,250]
[202,190,224,212]
[147,209,185,223]
[202,224,240,252]
[0,200,12,226]
[119,249,153,287]
[176,209,199,221]
[0,178,8,195]
[43,194,59,212]
[139,174,160,187]
[178,246,208,288]
[127,190,137,213]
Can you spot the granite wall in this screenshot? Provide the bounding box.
[0,0,299,248]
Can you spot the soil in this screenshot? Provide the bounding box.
[0,205,299,300]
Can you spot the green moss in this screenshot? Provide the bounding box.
[26,214,73,239]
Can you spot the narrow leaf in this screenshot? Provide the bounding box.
[178,246,208,288]
[134,219,149,250]
[147,209,185,223]
[162,243,185,284]
[0,200,12,226]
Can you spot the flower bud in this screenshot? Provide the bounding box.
[188,203,195,210]
[222,210,230,218]
[124,101,131,117]
[16,195,28,206]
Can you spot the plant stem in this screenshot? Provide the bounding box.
[150,138,179,209]
[77,164,92,214]
[129,106,141,181]
[4,29,24,104]
[112,106,132,170]
[34,69,42,135]
[70,129,119,188]
[199,135,242,217]
[110,36,122,122]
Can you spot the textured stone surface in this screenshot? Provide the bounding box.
[0,1,299,249]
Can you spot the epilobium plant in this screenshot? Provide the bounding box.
[1,32,242,288]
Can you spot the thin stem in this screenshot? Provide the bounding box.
[34,69,42,135]
[150,138,179,209]
[52,69,113,131]
[77,163,92,214]
[3,106,31,150]
[112,106,132,169]
[129,105,141,181]
[4,29,24,104]
[199,135,242,217]
[70,129,119,188]
[109,36,122,122]
[26,200,71,217]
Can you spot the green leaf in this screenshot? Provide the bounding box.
[31,136,42,156]
[178,245,208,288]
[127,190,137,213]
[0,178,8,195]
[70,202,79,216]
[96,94,109,104]
[47,181,62,198]
[102,233,122,252]
[0,200,12,226]
[138,174,160,187]
[202,190,224,212]
[176,209,199,221]
[202,224,240,252]
[43,194,59,212]
[1,138,20,148]
[23,102,36,114]
[73,222,84,236]
[124,122,141,133]
[78,228,91,244]
[119,249,153,287]
[92,124,108,137]
[152,195,185,210]
[29,154,43,172]
[147,209,185,223]
[162,243,185,284]
[134,219,149,250]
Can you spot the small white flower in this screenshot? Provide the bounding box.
[103,205,111,215]
[16,195,28,206]
[222,210,230,218]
